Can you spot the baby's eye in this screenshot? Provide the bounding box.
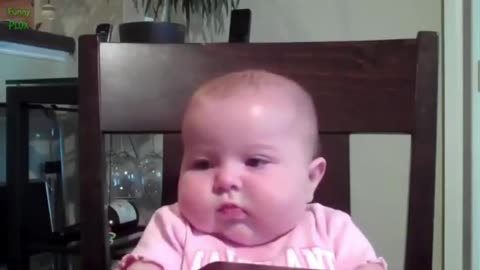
[192,159,211,170]
[245,158,268,168]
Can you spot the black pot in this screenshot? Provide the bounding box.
[118,22,186,43]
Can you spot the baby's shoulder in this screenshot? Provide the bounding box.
[148,203,190,239]
[305,203,357,235]
[152,203,183,220]
[306,202,352,221]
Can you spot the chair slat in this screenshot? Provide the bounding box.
[99,40,417,133]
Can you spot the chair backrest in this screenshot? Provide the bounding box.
[78,31,438,270]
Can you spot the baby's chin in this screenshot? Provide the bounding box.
[178,200,303,247]
[188,218,292,247]
[220,229,296,248]
[215,224,272,247]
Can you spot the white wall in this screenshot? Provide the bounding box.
[460,0,480,269]
[443,0,468,269]
[470,0,480,266]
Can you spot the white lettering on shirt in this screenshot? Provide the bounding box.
[301,248,326,269]
[286,248,303,268]
[189,247,335,270]
[313,248,335,270]
[190,250,204,270]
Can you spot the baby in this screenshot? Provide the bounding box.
[118,70,387,270]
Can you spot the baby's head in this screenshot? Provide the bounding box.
[178,70,326,246]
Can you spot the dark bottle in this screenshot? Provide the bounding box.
[107,199,139,236]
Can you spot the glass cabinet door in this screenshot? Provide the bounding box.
[106,134,164,225]
[105,134,165,268]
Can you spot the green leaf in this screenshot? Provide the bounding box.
[132,0,139,12]
[207,0,212,15]
[193,0,200,13]
[154,0,163,20]
[171,0,179,11]
[201,0,208,18]
[145,0,152,16]
[185,1,191,27]
[222,0,229,16]
[181,0,187,24]
[127,0,240,32]
[171,0,178,13]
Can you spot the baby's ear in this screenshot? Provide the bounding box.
[306,157,327,202]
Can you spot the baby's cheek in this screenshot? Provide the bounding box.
[245,183,285,212]
[178,176,213,224]
[246,177,306,219]
[179,177,204,205]
[247,174,301,202]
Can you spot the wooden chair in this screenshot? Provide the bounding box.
[77,31,438,270]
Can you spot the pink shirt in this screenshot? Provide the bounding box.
[118,203,386,270]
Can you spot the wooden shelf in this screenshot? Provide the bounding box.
[0,23,75,54]
[5,77,78,86]
[27,232,142,256]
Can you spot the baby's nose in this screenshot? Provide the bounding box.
[212,166,242,193]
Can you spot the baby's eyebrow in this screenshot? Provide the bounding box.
[245,144,278,152]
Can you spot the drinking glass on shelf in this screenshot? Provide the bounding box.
[139,135,163,207]
[109,135,143,200]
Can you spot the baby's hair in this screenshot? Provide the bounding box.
[190,69,322,159]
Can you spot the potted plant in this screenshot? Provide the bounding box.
[119,0,240,43]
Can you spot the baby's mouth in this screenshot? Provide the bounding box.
[217,203,247,219]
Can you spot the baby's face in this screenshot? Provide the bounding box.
[178,88,325,246]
